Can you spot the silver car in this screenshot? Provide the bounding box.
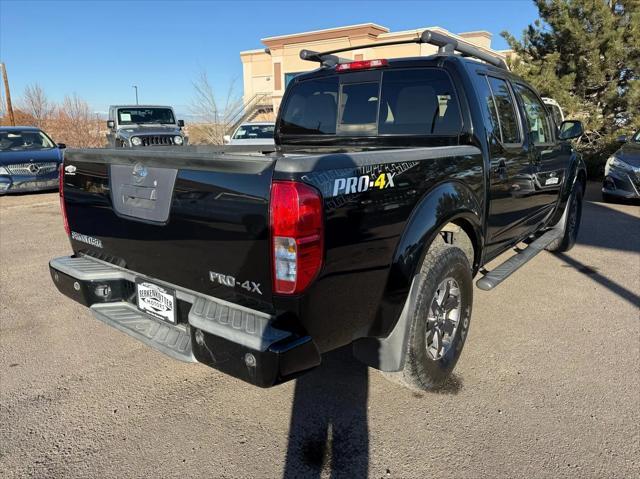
[224,122,275,146]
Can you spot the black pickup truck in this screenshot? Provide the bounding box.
[50,30,586,389]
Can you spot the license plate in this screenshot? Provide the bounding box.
[136,281,176,324]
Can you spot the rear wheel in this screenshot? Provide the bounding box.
[401,243,473,390]
[546,181,583,253]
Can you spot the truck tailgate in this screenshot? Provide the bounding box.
[62,148,276,312]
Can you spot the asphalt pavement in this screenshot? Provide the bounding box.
[1,183,638,478]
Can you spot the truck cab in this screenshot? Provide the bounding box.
[106,105,187,147]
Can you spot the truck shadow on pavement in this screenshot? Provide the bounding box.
[561,192,640,308]
[283,347,369,478]
[579,187,640,255]
[282,346,461,478]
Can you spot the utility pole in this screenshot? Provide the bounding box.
[132,85,138,105]
[1,62,16,126]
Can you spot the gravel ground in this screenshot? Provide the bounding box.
[1,183,638,478]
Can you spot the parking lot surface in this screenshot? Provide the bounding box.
[1,183,638,478]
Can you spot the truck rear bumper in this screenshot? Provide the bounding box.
[49,255,320,387]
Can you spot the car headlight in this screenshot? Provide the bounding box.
[173,135,184,145]
[131,136,142,146]
[0,166,9,175]
[607,156,624,169]
[608,155,637,172]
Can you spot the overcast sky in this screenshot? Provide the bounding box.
[0,0,539,116]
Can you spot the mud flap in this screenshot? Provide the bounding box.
[352,273,426,372]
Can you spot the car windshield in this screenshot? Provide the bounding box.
[0,130,56,151]
[632,131,640,143]
[117,108,175,125]
[233,124,275,139]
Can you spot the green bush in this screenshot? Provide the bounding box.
[577,131,635,180]
[580,144,616,180]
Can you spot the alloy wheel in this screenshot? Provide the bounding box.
[425,277,461,360]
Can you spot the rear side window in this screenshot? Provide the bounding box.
[279,68,462,137]
[486,77,521,144]
[477,75,521,144]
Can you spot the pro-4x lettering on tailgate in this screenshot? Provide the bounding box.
[209,272,263,295]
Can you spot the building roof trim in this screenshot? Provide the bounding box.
[261,22,389,44]
[240,48,269,56]
[458,30,493,39]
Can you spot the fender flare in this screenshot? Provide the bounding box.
[353,180,483,371]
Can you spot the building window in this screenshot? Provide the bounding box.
[274,63,282,90]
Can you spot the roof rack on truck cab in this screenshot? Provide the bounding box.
[299,28,508,70]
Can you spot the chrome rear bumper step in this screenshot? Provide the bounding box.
[476,229,561,291]
[50,255,290,360]
[52,255,125,281]
[50,255,318,387]
[91,302,196,362]
[189,297,290,352]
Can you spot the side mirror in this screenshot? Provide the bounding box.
[107,120,115,129]
[559,120,584,140]
[57,143,66,149]
[178,119,185,127]
[616,135,627,143]
[223,135,231,144]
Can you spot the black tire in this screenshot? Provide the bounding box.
[401,243,473,390]
[546,181,583,253]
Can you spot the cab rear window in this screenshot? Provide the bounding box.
[280,68,462,137]
[280,77,339,135]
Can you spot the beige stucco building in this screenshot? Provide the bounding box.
[239,23,511,120]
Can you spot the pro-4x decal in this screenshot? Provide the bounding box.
[332,172,396,196]
[302,161,419,199]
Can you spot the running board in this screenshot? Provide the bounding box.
[476,229,561,291]
[90,302,196,363]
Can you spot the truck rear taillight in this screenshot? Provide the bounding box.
[336,59,388,72]
[270,181,323,295]
[59,163,70,236]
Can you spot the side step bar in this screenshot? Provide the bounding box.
[476,229,561,291]
[91,302,196,363]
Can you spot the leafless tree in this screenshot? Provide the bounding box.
[189,70,242,144]
[52,93,104,147]
[22,83,55,128]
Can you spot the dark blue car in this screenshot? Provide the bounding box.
[0,126,65,194]
[602,130,640,202]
